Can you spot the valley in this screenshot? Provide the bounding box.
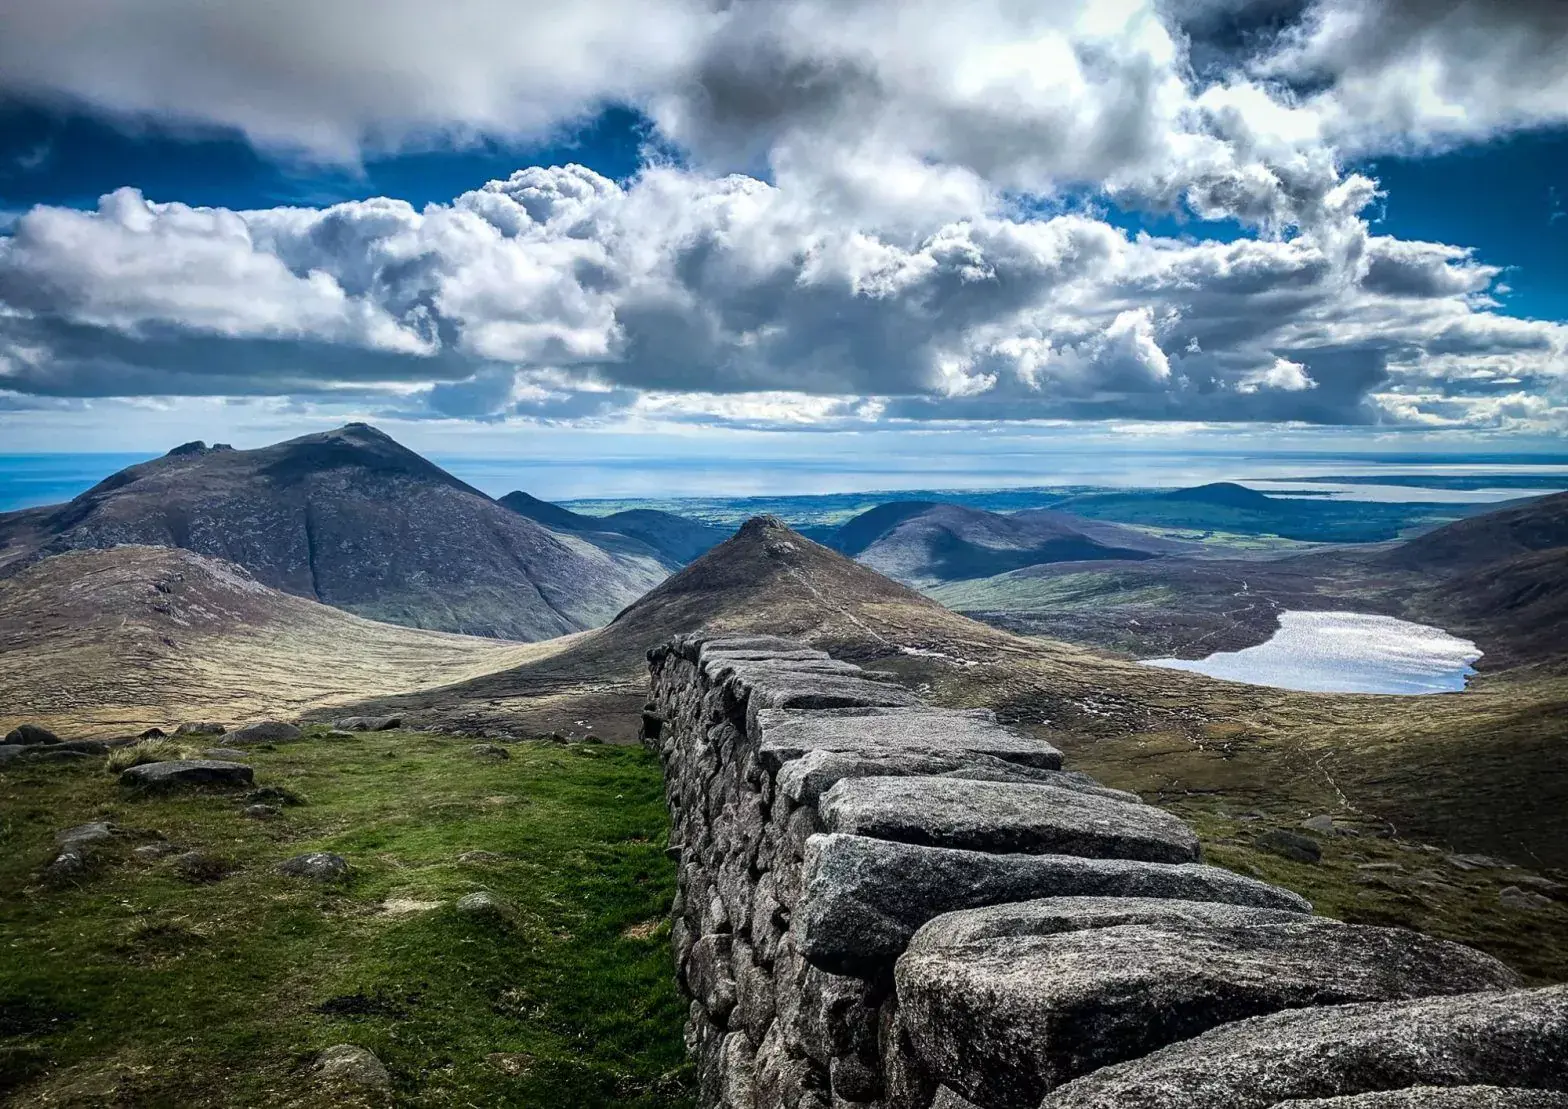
[2,428,1565,1105]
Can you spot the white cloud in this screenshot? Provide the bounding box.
[8,0,1548,237]
[1,161,1562,432]
[0,1,1565,435]
[1239,356,1316,393]
[1258,0,1568,155]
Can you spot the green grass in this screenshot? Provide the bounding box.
[927,570,1180,614]
[0,731,690,1108]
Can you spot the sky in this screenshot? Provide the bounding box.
[0,0,1565,469]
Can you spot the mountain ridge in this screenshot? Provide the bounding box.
[0,424,667,641]
[821,500,1171,584]
[500,490,731,566]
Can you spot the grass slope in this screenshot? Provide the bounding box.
[0,728,688,1108]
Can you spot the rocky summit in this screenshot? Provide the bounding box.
[0,423,666,640]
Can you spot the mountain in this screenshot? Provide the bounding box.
[1158,481,1281,510]
[1379,490,1568,572]
[1050,482,1498,543]
[0,545,549,738]
[1382,491,1568,668]
[0,424,667,641]
[330,514,1183,746]
[500,491,731,566]
[822,500,1168,584]
[497,490,599,533]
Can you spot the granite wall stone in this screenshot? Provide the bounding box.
[642,635,1565,1109]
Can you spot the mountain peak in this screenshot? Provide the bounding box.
[1161,482,1276,509]
[736,513,792,537]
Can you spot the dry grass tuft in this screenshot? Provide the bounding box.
[105,738,190,773]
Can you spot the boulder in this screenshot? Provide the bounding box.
[1040,986,1568,1109]
[331,715,403,732]
[279,852,350,882]
[896,919,1520,1107]
[119,760,254,791]
[173,722,226,737]
[756,706,1062,772]
[7,747,92,765]
[55,821,118,848]
[226,721,302,744]
[1257,828,1323,864]
[1275,1090,1568,1108]
[907,896,1311,953]
[818,777,1199,864]
[4,723,60,745]
[455,891,514,922]
[315,1044,391,1092]
[1500,886,1553,912]
[793,833,1310,973]
[45,821,125,876]
[470,743,511,759]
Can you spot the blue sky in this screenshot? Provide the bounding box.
[0,0,1564,469]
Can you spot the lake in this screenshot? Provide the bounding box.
[1142,610,1482,695]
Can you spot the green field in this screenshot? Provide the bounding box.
[0,731,690,1108]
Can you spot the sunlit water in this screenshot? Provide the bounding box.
[1142,610,1482,695]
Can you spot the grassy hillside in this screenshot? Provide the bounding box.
[0,727,689,1108]
[0,547,564,739]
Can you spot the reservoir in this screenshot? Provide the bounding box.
[1142,610,1482,695]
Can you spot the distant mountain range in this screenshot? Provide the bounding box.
[806,500,1184,584]
[0,424,668,641]
[1051,481,1492,543]
[499,491,731,566]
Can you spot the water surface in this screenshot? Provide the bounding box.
[1143,610,1482,695]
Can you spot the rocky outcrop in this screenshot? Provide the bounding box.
[119,759,254,791]
[643,635,1566,1109]
[227,720,303,744]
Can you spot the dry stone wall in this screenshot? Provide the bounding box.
[642,634,1568,1109]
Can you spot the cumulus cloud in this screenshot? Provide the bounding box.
[8,0,1558,235]
[1258,0,1568,154]
[0,0,1565,436]
[2,161,1562,432]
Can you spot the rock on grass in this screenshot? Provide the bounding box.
[456,891,515,923]
[226,721,302,745]
[119,760,254,791]
[332,715,403,732]
[315,1044,391,1097]
[4,723,60,745]
[1256,828,1324,864]
[279,853,350,882]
